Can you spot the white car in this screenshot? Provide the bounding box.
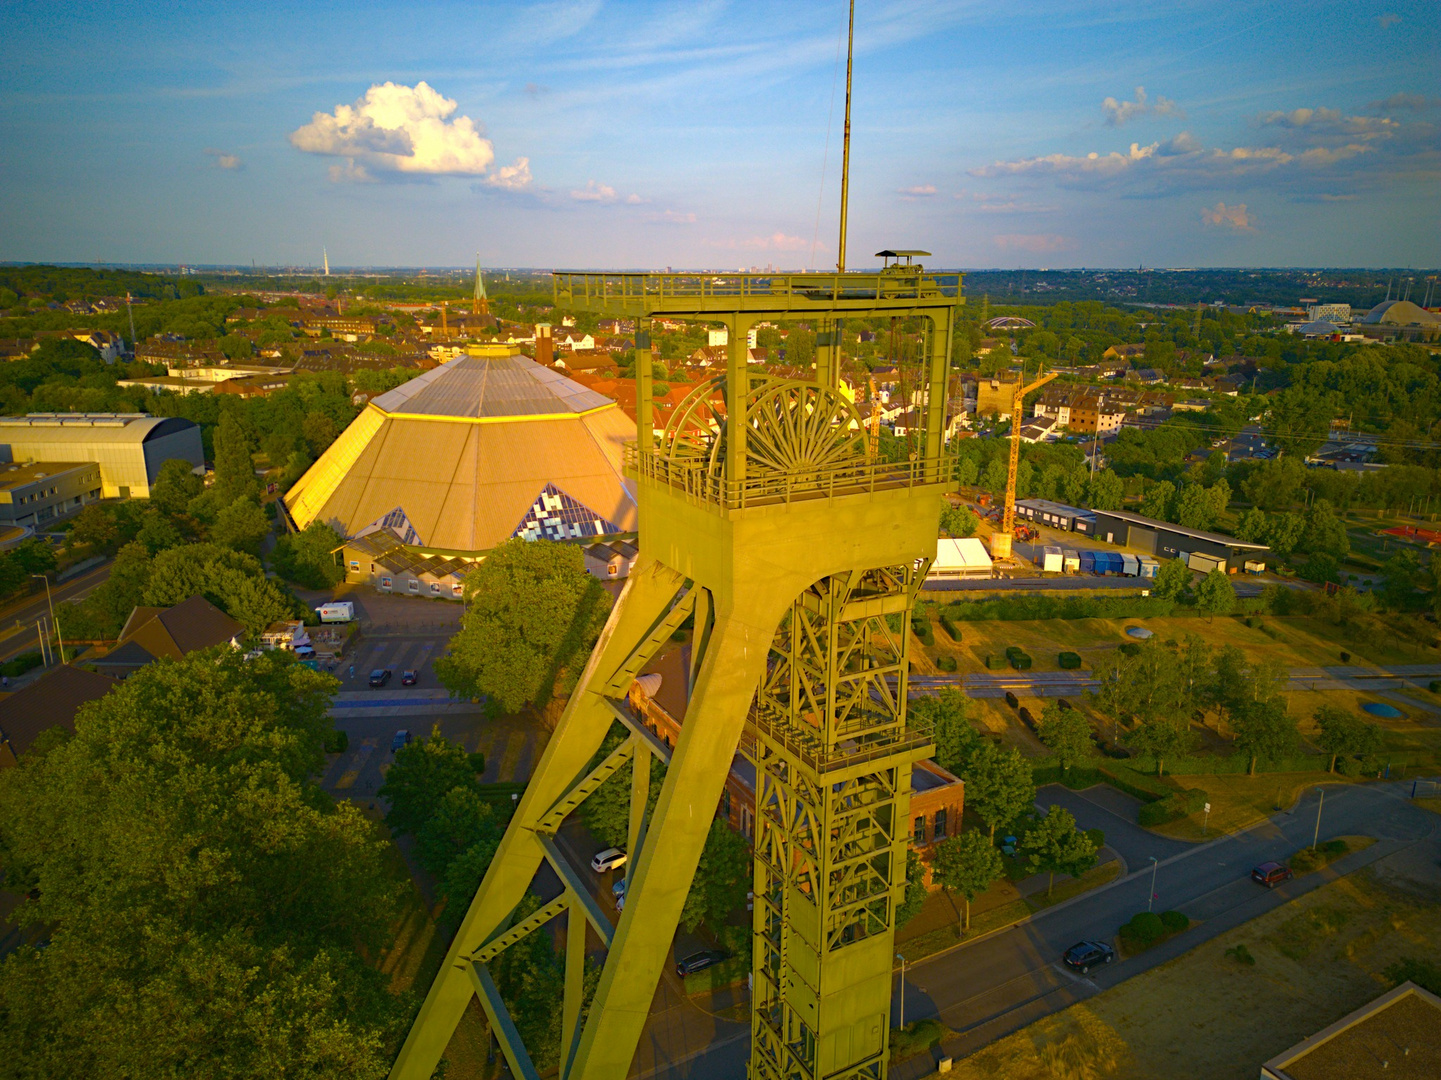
[591,848,627,873]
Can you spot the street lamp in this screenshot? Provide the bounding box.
[1312,787,1325,851]
[896,954,906,1029]
[31,574,62,666]
[1147,856,1159,913]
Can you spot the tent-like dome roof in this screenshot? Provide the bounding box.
[284,348,637,553]
[1361,300,1440,327]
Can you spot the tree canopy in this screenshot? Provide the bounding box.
[436,539,612,714]
[0,649,405,1079]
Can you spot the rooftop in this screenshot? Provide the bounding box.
[0,460,93,492]
[370,349,613,420]
[1261,982,1441,1080]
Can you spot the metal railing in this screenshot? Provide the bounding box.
[623,443,942,510]
[554,270,961,311]
[748,706,932,775]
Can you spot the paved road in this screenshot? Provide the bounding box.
[888,779,1439,1077]
[649,779,1438,1078]
[0,559,112,665]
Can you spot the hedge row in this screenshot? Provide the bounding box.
[1058,652,1082,669]
[1030,759,1174,804]
[944,595,1178,623]
[939,613,961,642]
[1126,752,1327,776]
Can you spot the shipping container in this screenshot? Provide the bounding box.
[1186,551,1225,574]
[1062,548,1080,573]
[1079,550,1097,573]
[1137,556,1160,579]
[1041,545,1064,573]
[1244,559,1266,574]
[1095,551,1125,575]
[1120,553,1140,577]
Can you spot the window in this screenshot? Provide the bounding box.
[380,576,392,590]
[349,560,359,571]
[913,816,926,845]
[933,809,947,840]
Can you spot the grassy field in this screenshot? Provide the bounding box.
[941,863,1441,1080]
[920,609,1441,676]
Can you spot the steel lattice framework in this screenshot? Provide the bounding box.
[389,266,961,1080]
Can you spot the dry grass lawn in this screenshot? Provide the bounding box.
[942,864,1441,1080]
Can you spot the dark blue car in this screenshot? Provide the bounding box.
[1062,940,1115,974]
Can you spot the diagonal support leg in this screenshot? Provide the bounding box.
[388,557,690,1080]
[568,594,787,1079]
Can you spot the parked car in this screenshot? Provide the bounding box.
[591,848,627,873]
[1062,940,1115,974]
[391,729,412,753]
[1252,862,1294,888]
[612,878,627,901]
[368,668,392,688]
[401,670,418,686]
[676,949,729,977]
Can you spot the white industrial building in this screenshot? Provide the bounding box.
[0,413,205,499]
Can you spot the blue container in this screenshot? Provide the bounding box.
[1079,551,1097,573]
[1095,552,1124,574]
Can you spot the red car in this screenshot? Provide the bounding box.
[1251,862,1294,888]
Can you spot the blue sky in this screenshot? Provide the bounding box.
[1,0,1437,269]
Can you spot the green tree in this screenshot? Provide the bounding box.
[982,457,1009,498]
[1303,500,1350,561]
[1265,512,1306,557]
[414,786,501,882]
[435,539,612,714]
[213,410,257,503]
[67,503,124,555]
[1086,468,1124,511]
[1195,568,1236,621]
[272,520,345,588]
[1019,804,1098,897]
[895,849,928,929]
[1151,557,1192,601]
[1233,697,1299,774]
[377,727,484,837]
[218,332,254,361]
[930,830,1004,929]
[1379,550,1424,610]
[963,743,1036,840]
[680,818,751,932]
[0,650,404,1079]
[135,508,184,554]
[1128,715,1193,776]
[1140,480,1175,521]
[910,689,981,776]
[940,504,978,538]
[954,456,980,488]
[1313,704,1382,772]
[149,458,204,518]
[142,543,295,634]
[1236,507,1269,544]
[1037,702,1092,772]
[211,497,271,555]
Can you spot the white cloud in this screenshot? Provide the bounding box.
[1378,12,1401,28]
[992,233,1075,253]
[1368,92,1439,112]
[625,193,646,204]
[972,140,1164,178]
[1202,202,1255,232]
[650,209,696,224]
[1258,107,1396,137]
[290,81,503,180]
[571,179,618,202]
[486,157,532,190]
[741,232,806,251]
[204,148,243,170]
[899,184,937,198]
[1102,86,1183,127]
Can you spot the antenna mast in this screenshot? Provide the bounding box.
[836,0,855,273]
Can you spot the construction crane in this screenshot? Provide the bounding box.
[868,371,881,458]
[990,364,1059,561]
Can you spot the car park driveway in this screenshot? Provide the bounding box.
[1035,783,1195,871]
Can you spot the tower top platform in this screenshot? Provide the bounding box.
[553,269,962,320]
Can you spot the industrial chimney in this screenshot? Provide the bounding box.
[535,323,553,367]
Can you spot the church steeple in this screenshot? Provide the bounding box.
[472,254,488,315]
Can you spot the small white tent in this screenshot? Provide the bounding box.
[929,537,994,580]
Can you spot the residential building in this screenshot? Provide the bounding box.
[0,413,203,499]
[89,595,246,678]
[584,539,638,580]
[0,665,116,768]
[1018,414,1058,443]
[0,460,102,528]
[338,527,477,599]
